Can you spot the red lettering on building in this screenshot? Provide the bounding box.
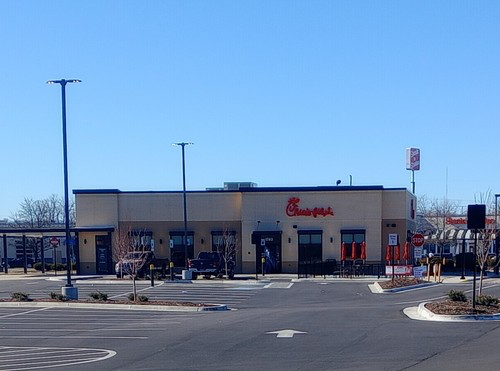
[286,197,334,218]
[446,217,495,225]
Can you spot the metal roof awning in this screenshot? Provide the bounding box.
[0,225,115,235]
[426,228,484,241]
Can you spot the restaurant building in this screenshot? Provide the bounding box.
[74,183,417,275]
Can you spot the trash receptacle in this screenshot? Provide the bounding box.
[181,269,192,280]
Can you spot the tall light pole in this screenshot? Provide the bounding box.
[173,142,193,269]
[47,79,81,299]
[495,194,500,275]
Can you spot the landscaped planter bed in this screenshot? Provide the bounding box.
[378,277,426,290]
[0,298,212,307]
[425,300,500,316]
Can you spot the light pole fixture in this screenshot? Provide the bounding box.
[47,79,81,299]
[173,142,193,269]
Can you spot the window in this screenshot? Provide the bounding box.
[298,231,322,262]
[211,231,237,253]
[129,230,153,250]
[341,230,366,259]
[170,234,194,247]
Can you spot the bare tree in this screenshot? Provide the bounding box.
[474,190,496,215]
[418,196,460,255]
[472,191,499,295]
[475,228,498,295]
[113,226,150,301]
[215,230,238,279]
[11,195,75,227]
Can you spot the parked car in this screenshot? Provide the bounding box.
[188,251,234,279]
[6,258,34,268]
[115,251,154,278]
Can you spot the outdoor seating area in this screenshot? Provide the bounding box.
[297,259,385,279]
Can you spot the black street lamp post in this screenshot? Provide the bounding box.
[495,194,500,275]
[173,142,193,269]
[47,79,80,299]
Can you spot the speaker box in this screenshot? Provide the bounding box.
[467,204,486,229]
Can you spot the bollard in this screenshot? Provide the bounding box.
[170,261,175,281]
[261,257,266,277]
[150,264,155,287]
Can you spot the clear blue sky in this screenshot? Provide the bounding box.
[1,1,499,218]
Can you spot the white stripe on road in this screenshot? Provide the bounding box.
[394,283,500,305]
[0,328,167,332]
[0,346,116,371]
[0,335,147,339]
[0,307,50,319]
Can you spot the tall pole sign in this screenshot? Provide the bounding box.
[467,204,486,310]
[406,148,420,194]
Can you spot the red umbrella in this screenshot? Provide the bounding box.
[386,245,392,262]
[351,241,358,260]
[341,242,347,261]
[403,241,410,261]
[360,241,367,261]
[395,244,401,261]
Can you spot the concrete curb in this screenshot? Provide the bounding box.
[0,301,228,312]
[370,281,439,293]
[416,302,500,322]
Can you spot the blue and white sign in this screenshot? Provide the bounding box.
[413,266,427,278]
[388,234,398,246]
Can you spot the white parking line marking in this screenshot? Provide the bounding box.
[0,321,183,325]
[0,308,50,319]
[108,281,165,299]
[0,328,166,332]
[0,336,148,339]
[0,346,116,370]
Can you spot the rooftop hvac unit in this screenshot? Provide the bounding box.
[224,182,257,190]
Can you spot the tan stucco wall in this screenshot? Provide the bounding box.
[241,190,385,272]
[118,192,242,222]
[75,188,413,274]
[76,194,119,227]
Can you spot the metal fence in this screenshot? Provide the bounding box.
[297,260,386,279]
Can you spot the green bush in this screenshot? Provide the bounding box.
[89,292,108,301]
[476,295,499,307]
[127,293,149,302]
[53,263,66,271]
[49,292,68,301]
[448,290,467,302]
[11,292,30,301]
[33,262,76,271]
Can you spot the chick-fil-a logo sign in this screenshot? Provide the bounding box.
[286,197,334,218]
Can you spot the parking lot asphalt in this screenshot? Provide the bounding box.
[0,278,267,308]
[1,277,500,370]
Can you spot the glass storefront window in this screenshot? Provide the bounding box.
[341,230,366,259]
[298,231,322,263]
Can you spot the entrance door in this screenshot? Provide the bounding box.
[169,233,194,272]
[95,235,112,274]
[252,232,282,274]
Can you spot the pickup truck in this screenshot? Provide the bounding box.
[188,251,234,279]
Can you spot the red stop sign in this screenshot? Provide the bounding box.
[411,233,425,247]
[50,237,60,247]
